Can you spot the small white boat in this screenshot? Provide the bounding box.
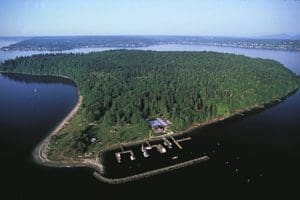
[171,155,178,160]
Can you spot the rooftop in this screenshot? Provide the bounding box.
[148,118,172,128]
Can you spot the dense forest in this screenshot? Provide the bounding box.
[0,50,299,159]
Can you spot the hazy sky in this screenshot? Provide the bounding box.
[0,0,300,37]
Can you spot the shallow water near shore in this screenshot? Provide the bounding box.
[1,44,300,198]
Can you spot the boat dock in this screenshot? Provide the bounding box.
[163,137,173,149]
[115,145,136,163]
[169,135,191,149]
[115,135,192,163]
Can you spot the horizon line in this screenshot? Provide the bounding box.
[1,33,300,39]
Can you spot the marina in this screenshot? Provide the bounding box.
[114,135,192,163]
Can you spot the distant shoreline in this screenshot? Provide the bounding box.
[2,43,300,53]
[1,35,300,52]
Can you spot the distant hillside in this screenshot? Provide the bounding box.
[257,34,300,40]
[291,35,300,40]
[1,35,300,51]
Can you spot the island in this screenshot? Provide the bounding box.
[1,50,299,183]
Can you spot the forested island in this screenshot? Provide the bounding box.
[1,35,300,51]
[0,50,299,163]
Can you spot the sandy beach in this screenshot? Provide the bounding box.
[32,95,103,172]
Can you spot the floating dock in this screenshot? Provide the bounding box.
[163,137,173,149]
[115,135,192,163]
[115,145,136,163]
[141,140,166,158]
[141,144,152,158]
[169,135,191,149]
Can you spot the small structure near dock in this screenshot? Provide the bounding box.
[147,118,172,133]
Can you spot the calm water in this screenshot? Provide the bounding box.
[1,43,300,198]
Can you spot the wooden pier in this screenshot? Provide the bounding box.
[163,137,173,149]
[115,135,192,163]
[169,135,191,149]
[141,140,166,158]
[115,145,136,163]
[141,144,152,158]
[176,136,191,143]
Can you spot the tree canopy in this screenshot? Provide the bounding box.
[1,50,298,158]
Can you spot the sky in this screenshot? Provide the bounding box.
[0,0,300,37]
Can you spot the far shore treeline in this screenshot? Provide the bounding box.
[0,50,299,160]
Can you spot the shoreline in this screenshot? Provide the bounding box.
[32,87,299,184]
[32,95,104,172]
[16,69,296,183]
[2,43,300,53]
[0,72,102,171]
